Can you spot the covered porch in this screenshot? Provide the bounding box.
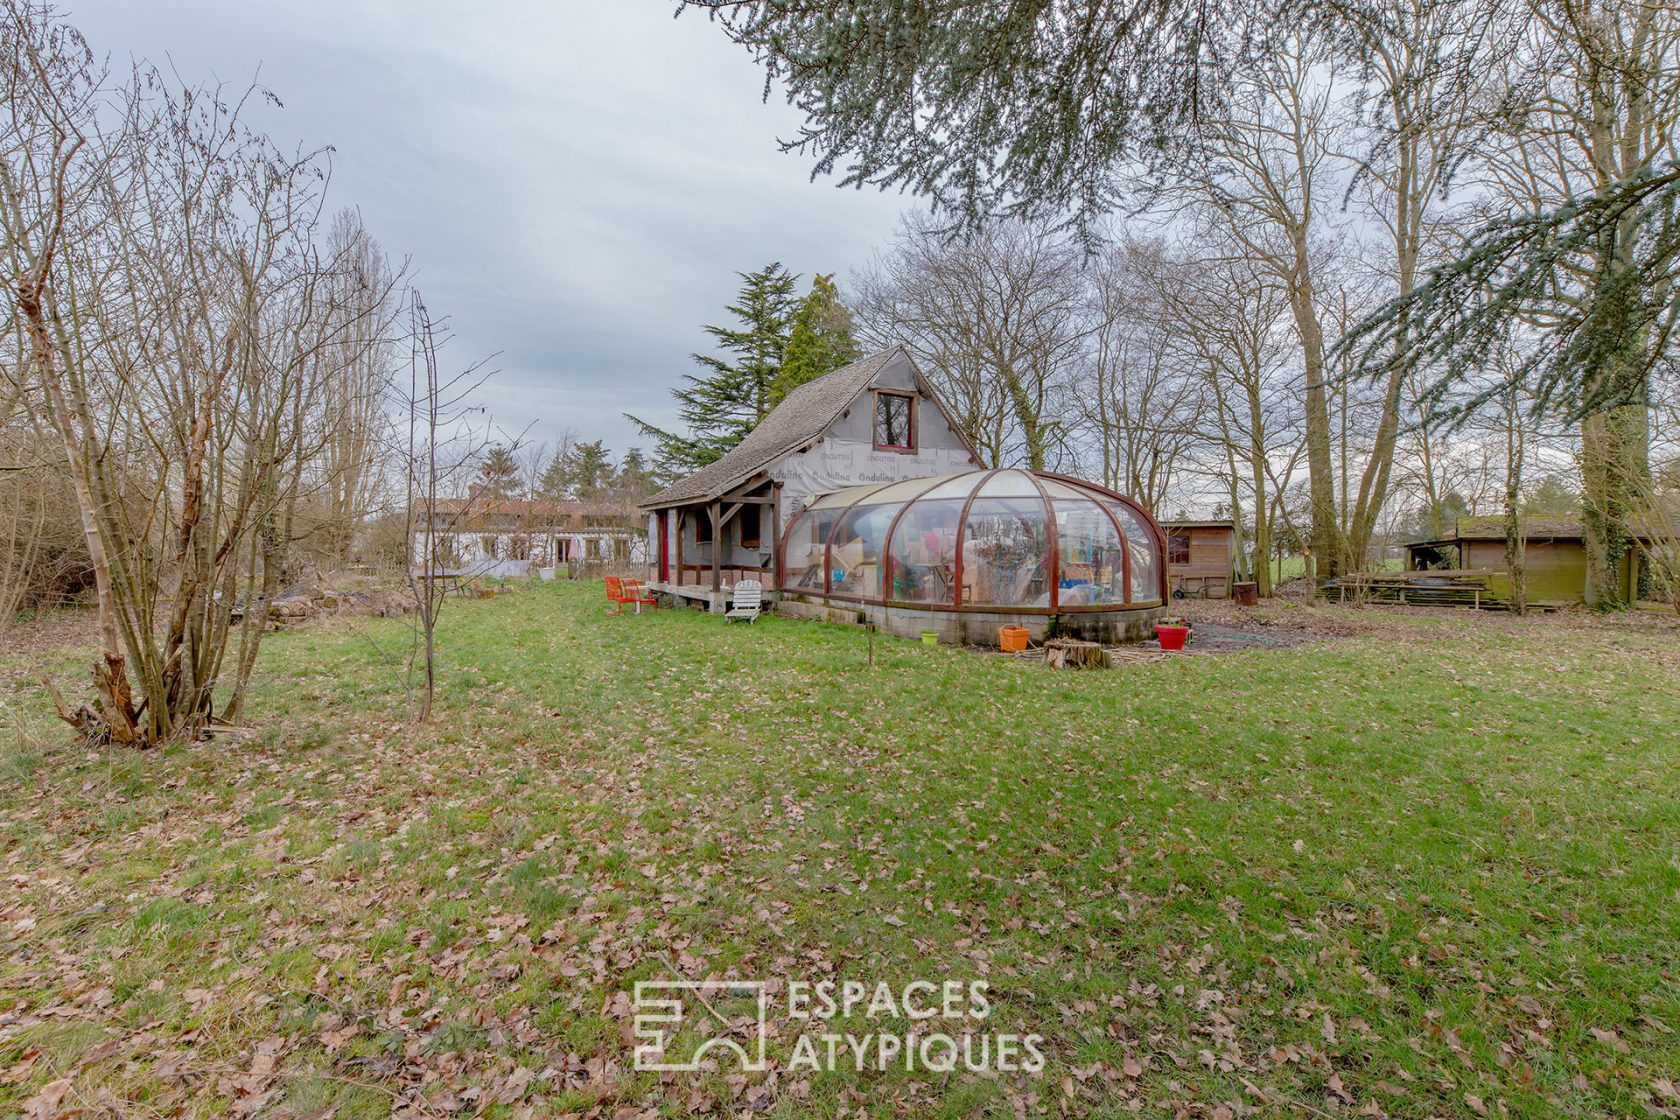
[645,475,783,613]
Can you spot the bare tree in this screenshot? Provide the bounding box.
[853,214,1090,469]
[401,291,498,723]
[1071,238,1203,512]
[2,3,401,742]
[1152,238,1304,595]
[1177,35,1351,580]
[310,209,402,568]
[1333,0,1491,566]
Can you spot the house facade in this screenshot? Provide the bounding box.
[639,346,1171,644]
[639,347,983,596]
[412,499,646,574]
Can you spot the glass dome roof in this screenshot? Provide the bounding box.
[780,469,1165,612]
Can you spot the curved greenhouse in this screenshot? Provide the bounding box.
[777,469,1168,645]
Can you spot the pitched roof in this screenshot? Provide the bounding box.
[1452,516,1583,541]
[640,347,903,509]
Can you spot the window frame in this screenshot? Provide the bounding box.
[1167,532,1190,566]
[872,389,918,453]
[739,505,762,549]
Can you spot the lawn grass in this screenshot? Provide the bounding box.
[1,582,1677,1118]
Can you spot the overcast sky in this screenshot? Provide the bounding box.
[65,1,908,457]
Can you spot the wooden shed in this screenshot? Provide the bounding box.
[1404,517,1641,604]
[1163,519,1237,599]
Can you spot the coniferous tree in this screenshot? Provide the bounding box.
[474,444,520,502]
[629,263,800,475]
[564,440,615,501]
[614,448,658,498]
[537,450,572,502]
[771,273,862,406]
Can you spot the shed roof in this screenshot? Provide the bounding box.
[640,347,903,509]
[1453,516,1583,541]
[1405,516,1585,549]
[1164,519,1234,530]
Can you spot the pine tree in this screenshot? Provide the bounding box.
[565,440,614,501]
[771,273,862,406]
[629,263,800,475]
[614,447,657,498]
[474,444,520,502]
[537,450,572,502]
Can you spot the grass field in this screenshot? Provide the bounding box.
[2,583,1677,1118]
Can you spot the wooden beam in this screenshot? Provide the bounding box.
[717,476,776,503]
[769,485,781,590]
[709,501,722,592]
[674,509,683,587]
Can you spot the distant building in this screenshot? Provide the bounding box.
[1163,520,1237,599]
[1404,516,1645,604]
[412,499,645,572]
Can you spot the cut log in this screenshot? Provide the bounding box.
[1043,639,1104,669]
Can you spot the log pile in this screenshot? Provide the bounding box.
[1325,569,1500,609]
[233,585,416,628]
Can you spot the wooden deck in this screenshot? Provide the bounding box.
[649,580,780,615]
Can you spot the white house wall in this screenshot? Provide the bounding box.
[771,439,975,519]
[770,351,980,521]
[413,529,645,570]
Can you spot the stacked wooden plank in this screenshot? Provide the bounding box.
[1326,569,1499,609]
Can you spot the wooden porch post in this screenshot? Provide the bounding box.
[674,509,683,586]
[768,486,781,590]
[709,501,722,591]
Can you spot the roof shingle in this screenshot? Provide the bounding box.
[640,347,902,509]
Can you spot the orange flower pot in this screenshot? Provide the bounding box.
[998,625,1030,653]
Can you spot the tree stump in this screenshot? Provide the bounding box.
[1043,639,1104,669]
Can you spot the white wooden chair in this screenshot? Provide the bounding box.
[725,579,763,624]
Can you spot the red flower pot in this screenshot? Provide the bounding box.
[1155,624,1189,652]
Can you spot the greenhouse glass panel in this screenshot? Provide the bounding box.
[866,476,950,505]
[887,499,963,604]
[961,498,1051,606]
[1054,500,1128,606]
[828,504,900,599]
[976,469,1041,499]
[920,474,983,501]
[784,509,841,593]
[1038,477,1086,500]
[1107,503,1161,603]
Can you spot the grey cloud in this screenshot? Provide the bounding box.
[67,0,905,456]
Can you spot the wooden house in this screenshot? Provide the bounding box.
[1163,519,1237,599]
[638,347,983,610]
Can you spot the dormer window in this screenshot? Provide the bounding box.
[873,390,916,452]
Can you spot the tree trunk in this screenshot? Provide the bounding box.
[15,201,142,743]
[1503,397,1527,617]
[1580,402,1646,606]
[1290,271,1344,583]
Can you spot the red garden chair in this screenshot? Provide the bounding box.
[604,576,657,615]
[620,578,659,614]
